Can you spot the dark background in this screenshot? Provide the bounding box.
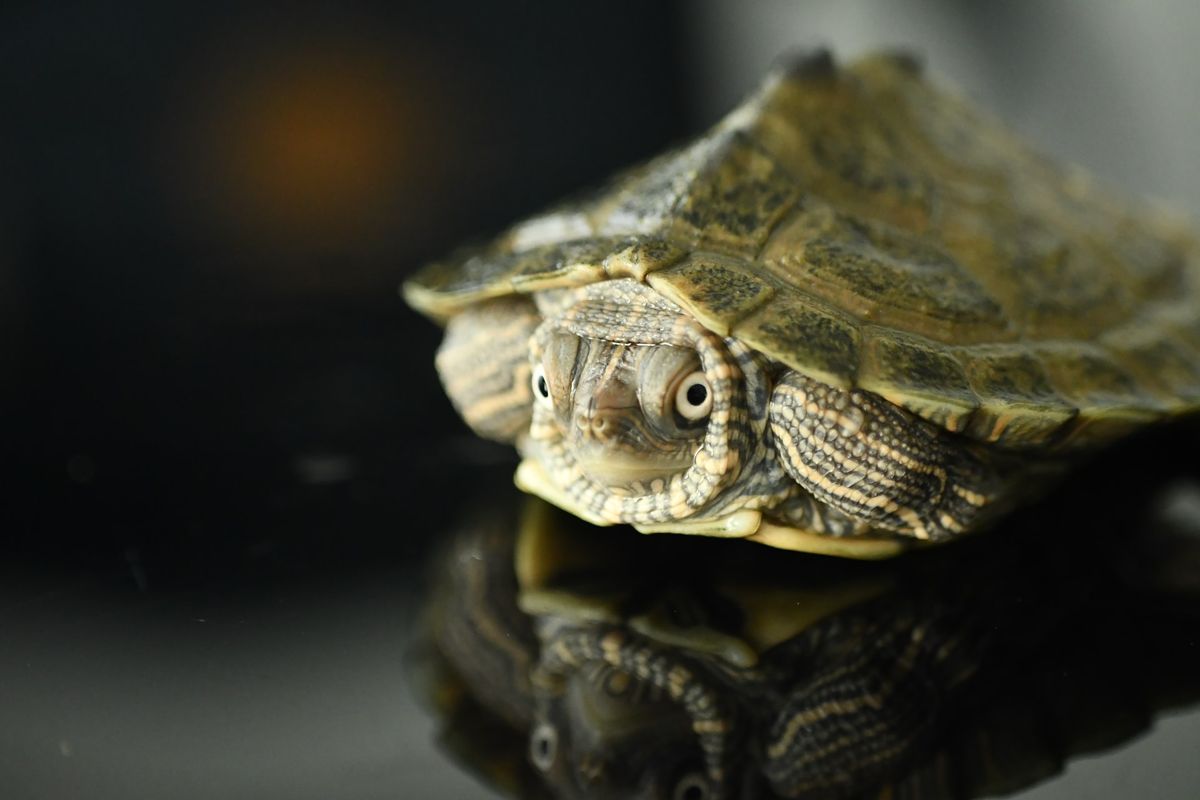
[3,2,1199,798]
[3,1,690,578]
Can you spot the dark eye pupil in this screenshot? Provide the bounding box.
[686,383,707,406]
[537,375,549,398]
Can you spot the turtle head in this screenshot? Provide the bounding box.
[518,280,778,530]
[532,331,711,487]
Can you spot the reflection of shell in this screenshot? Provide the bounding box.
[407,51,1200,449]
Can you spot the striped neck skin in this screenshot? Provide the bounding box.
[521,279,786,527]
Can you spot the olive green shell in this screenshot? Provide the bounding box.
[405,51,1200,450]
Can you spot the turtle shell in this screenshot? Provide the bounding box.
[405,51,1200,450]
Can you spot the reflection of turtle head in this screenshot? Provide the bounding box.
[528,658,715,800]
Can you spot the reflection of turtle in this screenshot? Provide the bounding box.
[404,51,1200,556]
[415,473,1200,800]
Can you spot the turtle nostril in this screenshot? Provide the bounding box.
[575,407,624,442]
[584,410,619,441]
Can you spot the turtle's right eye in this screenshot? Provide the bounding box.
[671,771,711,800]
[532,364,553,407]
[674,371,712,421]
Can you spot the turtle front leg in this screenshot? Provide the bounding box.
[435,296,541,443]
[767,372,997,541]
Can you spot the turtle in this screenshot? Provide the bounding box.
[404,50,1200,557]
[417,485,1200,800]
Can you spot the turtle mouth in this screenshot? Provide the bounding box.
[575,449,696,487]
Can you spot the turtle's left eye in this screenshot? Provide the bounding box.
[529,722,558,771]
[532,364,553,407]
[674,372,712,420]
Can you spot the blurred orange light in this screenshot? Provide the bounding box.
[177,40,450,264]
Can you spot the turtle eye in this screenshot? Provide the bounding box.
[672,771,711,800]
[532,364,553,407]
[529,722,558,772]
[674,372,712,421]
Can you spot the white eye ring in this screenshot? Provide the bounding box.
[672,772,710,800]
[674,371,712,421]
[531,364,553,407]
[529,722,558,772]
